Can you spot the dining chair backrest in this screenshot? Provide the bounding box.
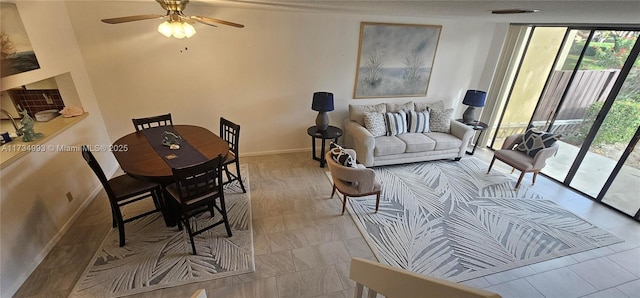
[81,144,162,247]
[171,155,224,204]
[81,145,116,199]
[132,113,173,132]
[220,117,240,154]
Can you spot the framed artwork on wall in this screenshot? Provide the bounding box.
[353,22,441,99]
[1,2,40,78]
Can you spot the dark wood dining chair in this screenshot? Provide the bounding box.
[220,117,246,193]
[81,145,163,247]
[166,155,233,255]
[132,113,173,132]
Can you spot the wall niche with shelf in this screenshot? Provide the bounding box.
[1,72,83,121]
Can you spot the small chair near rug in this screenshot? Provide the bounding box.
[132,113,173,132]
[220,117,246,193]
[166,155,232,255]
[487,131,560,189]
[81,145,163,247]
[326,148,381,214]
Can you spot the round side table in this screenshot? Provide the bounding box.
[457,120,489,155]
[307,126,343,167]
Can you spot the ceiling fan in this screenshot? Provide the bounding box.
[101,0,244,39]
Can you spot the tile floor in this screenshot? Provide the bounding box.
[13,149,640,298]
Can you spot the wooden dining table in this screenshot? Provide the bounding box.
[113,125,229,180]
[112,125,229,225]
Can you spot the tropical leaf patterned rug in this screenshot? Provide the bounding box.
[335,158,622,282]
[70,166,253,297]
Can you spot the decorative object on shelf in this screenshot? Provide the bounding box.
[60,105,84,118]
[162,131,183,149]
[461,89,487,124]
[311,91,334,131]
[34,109,59,122]
[1,3,40,77]
[100,0,244,39]
[353,22,441,99]
[16,109,43,142]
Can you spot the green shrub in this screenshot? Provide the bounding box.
[585,46,598,56]
[577,100,640,146]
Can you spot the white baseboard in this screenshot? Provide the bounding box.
[240,147,311,157]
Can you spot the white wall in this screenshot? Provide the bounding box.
[65,2,503,155]
[0,2,113,296]
[0,1,506,296]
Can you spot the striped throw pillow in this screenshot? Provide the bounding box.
[407,110,430,133]
[385,110,408,136]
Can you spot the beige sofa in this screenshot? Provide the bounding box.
[343,101,475,167]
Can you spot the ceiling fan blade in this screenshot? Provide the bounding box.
[101,14,165,24]
[190,16,244,28]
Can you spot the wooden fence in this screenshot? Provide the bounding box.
[494,69,620,142]
[494,119,584,140]
[533,69,620,121]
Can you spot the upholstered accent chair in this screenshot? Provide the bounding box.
[487,133,559,189]
[326,149,382,214]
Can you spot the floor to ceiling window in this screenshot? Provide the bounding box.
[489,25,640,220]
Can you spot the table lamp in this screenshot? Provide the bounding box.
[312,92,334,131]
[461,90,487,124]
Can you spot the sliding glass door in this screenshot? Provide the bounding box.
[489,27,567,149]
[601,126,640,218]
[553,31,639,193]
[490,26,640,220]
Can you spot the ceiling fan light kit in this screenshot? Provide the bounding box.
[158,20,196,38]
[101,0,244,39]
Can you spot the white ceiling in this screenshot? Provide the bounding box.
[198,0,640,24]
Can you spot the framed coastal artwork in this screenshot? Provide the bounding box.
[1,2,40,78]
[353,22,441,99]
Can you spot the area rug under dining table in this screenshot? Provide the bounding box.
[326,157,623,282]
[70,165,253,298]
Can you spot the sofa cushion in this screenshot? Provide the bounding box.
[425,132,463,150]
[407,110,430,133]
[373,136,406,156]
[363,112,386,137]
[386,101,414,113]
[397,133,436,152]
[349,103,387,126]
[429,108,453,133]
[385,110,408,136]
[414,100,445,112]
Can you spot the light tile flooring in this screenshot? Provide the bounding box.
[14,149,640,298]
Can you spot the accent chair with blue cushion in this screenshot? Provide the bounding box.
[326,147,381,214]
[487,130,560,189]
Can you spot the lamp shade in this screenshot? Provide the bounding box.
[312,92,334,112]
[462,90,487,107]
